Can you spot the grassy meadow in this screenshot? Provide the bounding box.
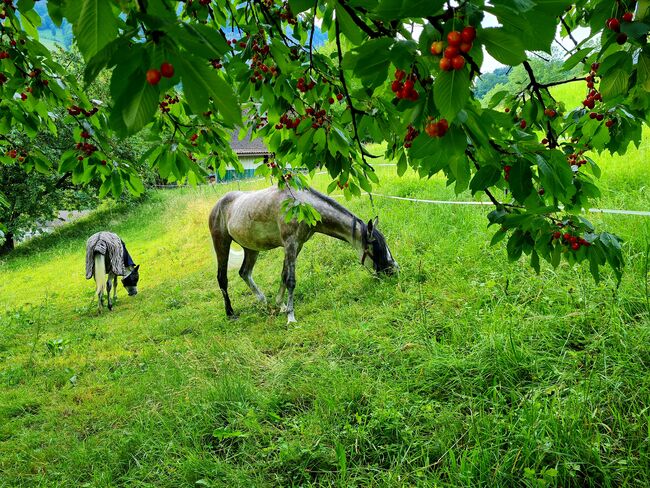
[1,137,649,486]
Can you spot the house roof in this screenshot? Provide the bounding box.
[230,129,270,156]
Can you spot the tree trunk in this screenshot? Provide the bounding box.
[0,232,15,255]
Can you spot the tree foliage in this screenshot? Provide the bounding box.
[0,0,649,280]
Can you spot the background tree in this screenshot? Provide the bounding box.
[0,0,648,281]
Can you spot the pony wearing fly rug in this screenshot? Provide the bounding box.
[209,187,398,323]
[85,231,140,312]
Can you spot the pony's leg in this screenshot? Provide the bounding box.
[113,275,118,302]
[212,234,236,317]
[281,240,301,323]
[239,248,266,302]
[106,275,113,311]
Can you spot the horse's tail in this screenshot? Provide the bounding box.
[94,253,107,311]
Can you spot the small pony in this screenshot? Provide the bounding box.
[85,231,140,312]
[209,186,398,323]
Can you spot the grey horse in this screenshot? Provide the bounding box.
[208,187,398,323]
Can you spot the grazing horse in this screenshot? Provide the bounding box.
[209,187,398,323]
[85,231,140,312]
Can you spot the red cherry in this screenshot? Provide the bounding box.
[589,112,597,119]
[403,79,414,90]
[605,119,615,127]
[459,42,472,53]
[425,122,439,137]
[622,12,634,22]
[391,80,402,92]
[444,45,459,59]
[395,69,406,81]
[439,57,452,71]
[591,63,600,72]
[328,97,334,104]
[336,93,343,101]
[519,119,527,129]
[504,107,510,113]
[461,26,476,43]
[563,233,571,240]
[451,55,465,70]
[447,31,462,47]
[146,69,162,85]
[596,113,604,121]
[437,119,448,136]
[571,242,580,250]
[616,32,628,45]
[553,232,561,239]
[544,108,556,117]
[160,62,174,78]
[607,18,620,32]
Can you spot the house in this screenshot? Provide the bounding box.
[209,129,270,182]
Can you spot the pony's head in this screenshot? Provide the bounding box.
[121,264,140,296]
[361,217,399,275]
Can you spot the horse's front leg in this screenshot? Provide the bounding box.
[281,240,301,324]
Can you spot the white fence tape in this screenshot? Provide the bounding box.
[367,192,650,217]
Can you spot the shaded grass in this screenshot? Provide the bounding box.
[1,153,649,486]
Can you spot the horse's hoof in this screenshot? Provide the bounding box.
[227,314,239,321]
[279,304,288,313]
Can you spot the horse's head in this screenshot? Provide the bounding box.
[121,264,140,296]
[361,217,399,275]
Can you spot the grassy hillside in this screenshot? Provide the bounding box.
[1,147,649,486]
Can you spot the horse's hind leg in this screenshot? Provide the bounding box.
[113,275,118,302]
[281,240,302,324]
[239,248,266,303]
[212,234,236,318]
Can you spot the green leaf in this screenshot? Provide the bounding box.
[288,0,314,14]
[174,55,241,126]
[110,171,122,198]
[636,53,650,91]
[374,0,445,19]
[335,4,365,45]
[599,69,628,100]
[562,47,593,71]
[481,28,526,66]
[111,68,159,135]
[434,69,470,121]
[509,159,534,203]
[470,165,501,195]
[74,0,119,60]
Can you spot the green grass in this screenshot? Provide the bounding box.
[1,144,650,487]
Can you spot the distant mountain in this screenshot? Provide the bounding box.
[32,1,326,51]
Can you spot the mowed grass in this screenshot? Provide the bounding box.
[1,139,649,487]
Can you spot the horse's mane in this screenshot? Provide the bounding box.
[307,187,358,220]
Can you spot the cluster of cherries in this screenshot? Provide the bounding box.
[336,180,350,189]
[6,148,26,161]
[425,118,449,138]
[606,11,634,45]
[305,106,329,129]
[0,50,10,60]
[567,149,588,168]
[391,69,419,101]
[582,63,603,109]
[552,229,591,251]
[328,93,344,104]
[75,131,98,160]
[146,62,174,85]
[431,26,475,72]
[296,76,316,93]
[275,112,302,130]
[210,58,223,69]
[249,36,278,83]
[159,94,179,113]
[403,125,419,148]
[68,105,99,117]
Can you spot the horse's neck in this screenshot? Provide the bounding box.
[315,206,364,251]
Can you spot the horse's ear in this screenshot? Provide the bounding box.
[372,216,379,229]
[134,264,140,271]
[366,219,376,242]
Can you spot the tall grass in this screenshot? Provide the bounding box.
[1,144,649,486]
